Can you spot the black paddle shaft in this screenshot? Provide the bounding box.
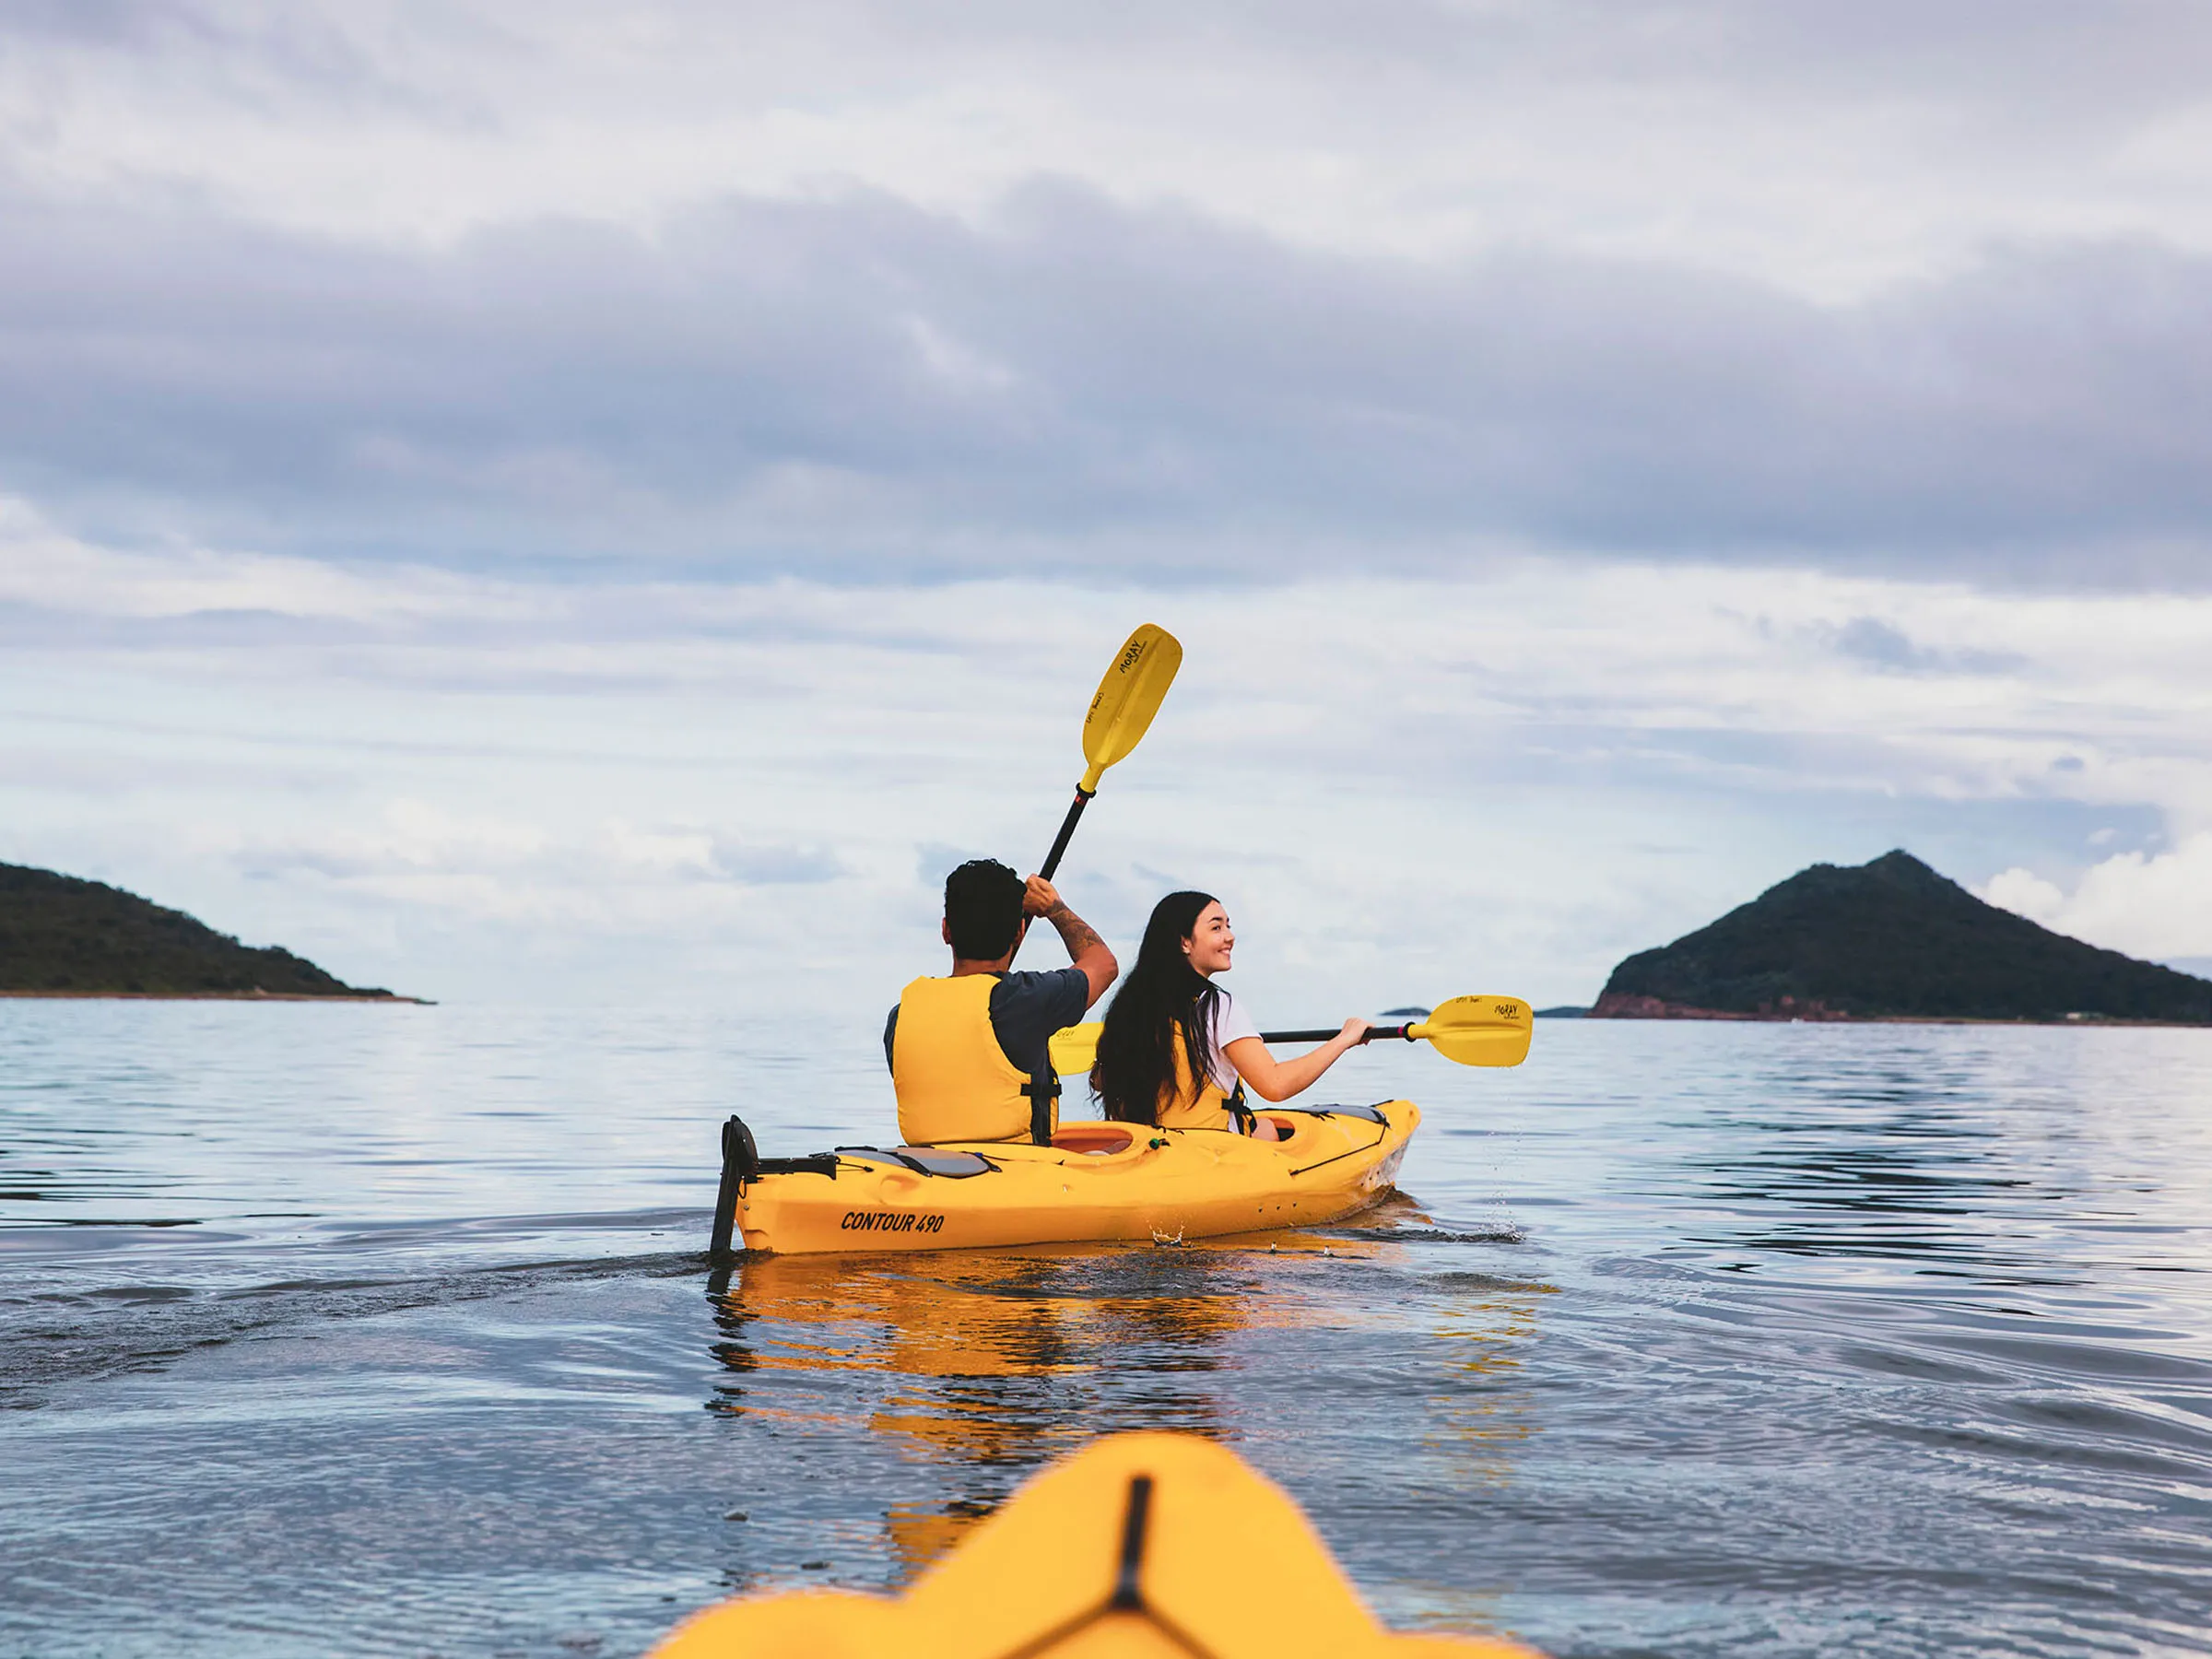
[1264,1023,1416,1045]
[1008,785,1095,969]
[1038,784,1096,882]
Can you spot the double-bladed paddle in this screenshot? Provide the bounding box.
[1047,994,1534,1075]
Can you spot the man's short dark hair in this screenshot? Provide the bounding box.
[945,859,1025,959]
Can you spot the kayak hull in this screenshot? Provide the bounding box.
[728,1100,1420,1256]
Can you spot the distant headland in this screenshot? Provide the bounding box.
[1591,850,2212,1026]
[0,861,418,1001]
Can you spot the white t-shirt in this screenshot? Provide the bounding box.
[1203,989,1261,1091]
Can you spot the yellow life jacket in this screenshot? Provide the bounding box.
[1156,1019,1253,1133]
[892,974,1059,1147]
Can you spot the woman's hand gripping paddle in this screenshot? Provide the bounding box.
[1010,623,1182,966]
[1048,994,1534,1075]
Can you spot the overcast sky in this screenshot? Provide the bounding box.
[4,0,2211,1017]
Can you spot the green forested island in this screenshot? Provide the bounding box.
[0,861,400,999]
[1593,850,2212,1024]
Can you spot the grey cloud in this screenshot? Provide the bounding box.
[915,844,991,887]
[229,831,846,887]
[0,0,205,47]
[693,0,2212,123]
[710,841,844,885]
[0,0,500,111]
[1820,617,2026,676]
[4,179,2212,585]
[1832,618,1924,668]
[21,2,2212,140]
[0,603,379,651]
[0,740,336,796]
[1582,1,2212,133]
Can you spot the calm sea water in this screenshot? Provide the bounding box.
[2,1003,2207,1658]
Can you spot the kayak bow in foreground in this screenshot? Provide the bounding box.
[650,1429,1542,1659]
[709,1101,1421,1257]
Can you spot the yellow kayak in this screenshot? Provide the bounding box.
[710,1102,1421,1257]
[652,1429,1538,1658]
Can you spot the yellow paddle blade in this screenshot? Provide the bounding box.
[1048,1020,1103,1077]
[1408,994,1533,1067]
[1078,624,1182,792]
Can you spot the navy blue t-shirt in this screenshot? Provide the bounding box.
[883,967,1090,1091]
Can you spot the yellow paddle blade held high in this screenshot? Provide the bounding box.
[1078,624,1182,794]
[1012,626,1182,963]
[1034,623,1183,889]
[1045,996,1532,1077]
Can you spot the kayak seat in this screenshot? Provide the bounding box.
[1050,1123,1135,1156]
[1294,1102,1391,1125]
[899,1148,995,1177]
[832,1147,996,1178]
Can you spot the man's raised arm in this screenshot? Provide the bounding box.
[1022,876,1117,1007]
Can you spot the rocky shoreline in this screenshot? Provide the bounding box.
[2,859,409,1001]
[1591,851,2212,1026]
[0,989,428,1004]
[1588,991,2206,1026]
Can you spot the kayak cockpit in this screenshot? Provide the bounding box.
[1049,1122,1137,1155]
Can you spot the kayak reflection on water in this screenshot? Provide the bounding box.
[708,1230,1557,1593]
[708,1245,1245,1575]
[705,1236,1424,1579]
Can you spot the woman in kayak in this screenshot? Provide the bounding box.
[1090,890,1369,1136]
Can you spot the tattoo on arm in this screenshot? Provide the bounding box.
[1045,902,1104,960]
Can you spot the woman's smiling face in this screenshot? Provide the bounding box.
[1182,900,1235,976]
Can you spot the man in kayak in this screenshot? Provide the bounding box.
[884,859,1118,1147]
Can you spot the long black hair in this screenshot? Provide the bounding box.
[1091,890,1221,1125]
